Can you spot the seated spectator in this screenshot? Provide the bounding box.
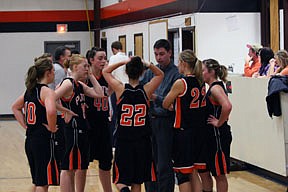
[274,50,288,76]
[252,47,277,78]
[244,44,262,77]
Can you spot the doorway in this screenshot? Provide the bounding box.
[182,27,195,52]
[101,38,107,54]
[119,35,126,54]
[134,33,143,58]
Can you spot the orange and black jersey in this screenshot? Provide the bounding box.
[116,84,151,141]
[205,81,232,176]
[206,81,227,120]
[174,76,207,129]
[24,84,50,138]
[85,74,109,121]
[60,77,87,130]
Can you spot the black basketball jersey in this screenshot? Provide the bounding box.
[206,81,227,120]
[85,74,109,122]
[24,84,50,137]
[60,78,87,130]
[174,76,207,130]
[116,84,151,140]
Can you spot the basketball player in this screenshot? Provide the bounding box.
[163,49,207,192]
[54,54,104,192]
[12,57,58,192]
[200,59,232,192]
[86,47,113,192]
[102,56,163,192]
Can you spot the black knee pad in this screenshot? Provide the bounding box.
[99,159,112,171]
[120,186,130,192]
[176,172,190,185]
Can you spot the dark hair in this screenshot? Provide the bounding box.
[203,59,228,82]
[86,47,105,65]
[125,56,144,80]
[258,47,274,75]
[54,46,70,61]
[153,39,172,52]
[179,49,203,84]
[111,41,123,50]
[25,58,53,92]
[34,53,52,62]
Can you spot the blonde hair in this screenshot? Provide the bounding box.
[275,50,288,71]
[179,49,203,84]
[203,59,228,82]
[64,54,86,70]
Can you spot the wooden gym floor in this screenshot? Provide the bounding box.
[0,120,287,192]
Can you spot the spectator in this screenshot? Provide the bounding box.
[274,50,288,76]
[244,44,262,77]
[252,47,277,78]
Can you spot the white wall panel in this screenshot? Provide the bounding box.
[0,0,93,11]
[0,32,93,114]
[102,22,149,60]
[229,76,287,176]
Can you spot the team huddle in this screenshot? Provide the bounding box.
[11,39,232,192]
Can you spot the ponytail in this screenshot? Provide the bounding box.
[203,59,228,82]
[25,57,53,93]
[193,59,203,85]
[63,58,70,69]
[219,65,228,83]
[179,49,203,85]
[25,65,38,92]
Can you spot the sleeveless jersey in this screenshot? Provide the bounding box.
[174,76,207,129]
[85,74,109,122]
[116,84,151,140]
[206,81,228,121]
[24,84,50,138]
[60,78,87,130]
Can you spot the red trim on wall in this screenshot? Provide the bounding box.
[100,0,177,19]
[0,10,94,23]
[0,0,176,23]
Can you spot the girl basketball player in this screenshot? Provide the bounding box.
[200,59,232,192]
[12,57,58,192]
[103,56,163,192]
[55,54,104,192]
[163,49,207,192]
[86,47,113,192]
